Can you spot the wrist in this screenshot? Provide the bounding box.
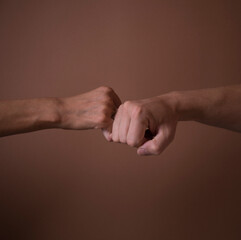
[55,96,87,130]
[40,98,63,129]
[156,92,180,121]
[156,91,203,122]
[166,90,205,122]
[53,97,70,129]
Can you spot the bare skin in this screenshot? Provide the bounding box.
[0,86,121,138]
[1,84,240,156]
[111,85,241,156]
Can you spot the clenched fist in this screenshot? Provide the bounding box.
[1,85,240,141]
[59,86,121,132]
[0,86,121,137]
[111,94,178,156]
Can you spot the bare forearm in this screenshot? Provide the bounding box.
[0,98,61,137]
[111,84,241,156]
[170,85,241,132]
[0,86,120,137]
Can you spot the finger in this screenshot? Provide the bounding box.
[110,104,118,119]
[110,89,122,108]
[118,108,131,143]
[126,117,147,147]
[102,119,113,142]
[105,95,118,119]
[96,102,116,129]
[112,105,123,142]
[137,123,175,156]
[105,96,118,120]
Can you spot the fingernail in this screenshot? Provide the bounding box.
[138,148,147,156]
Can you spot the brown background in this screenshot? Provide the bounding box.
[0,0,241,239]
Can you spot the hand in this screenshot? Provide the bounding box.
[111,94,178,156]
[59,86,121,137]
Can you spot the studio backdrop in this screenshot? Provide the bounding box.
[0,1,241,239]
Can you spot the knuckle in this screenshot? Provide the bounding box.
[118,104,124,111]
[103,98,113,107]
[96,113,109,126]
[100,104,110,114]
[112,134,119,143]
[127,138,138,147]
[123,101,145,118]
[119,136,127,144]
[131,105,144,118]
[123,100,132,108]
[99,86,113,94]
[100,94,113,105]
[116,104,124,114]
[151,144,161,155]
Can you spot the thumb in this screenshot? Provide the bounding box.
[101,119,113,142]
[137,122,176,156]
